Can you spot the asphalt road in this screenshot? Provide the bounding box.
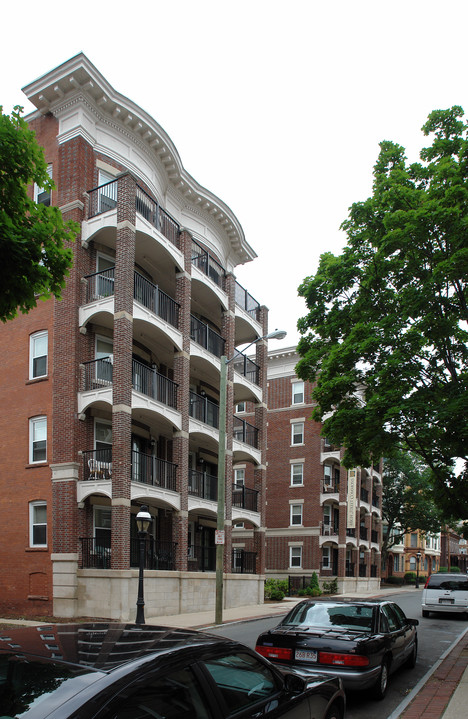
[208,590,468,719]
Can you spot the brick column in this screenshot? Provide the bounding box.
[111,173,136,569]
[222,273,237,574]
[253,306,269,576]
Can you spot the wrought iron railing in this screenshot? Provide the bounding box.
[234,280,260,320]
[187,545,216,572]
[134,272,179,328]
[188,469,217,501]
[130,538,177,570]
[360,527,368,541]
[82,448,112,480]
[191,239,225,289]
[346,528,356,538]
[233,417,258,448]
[346,562,356,577]
[84,268,115,303]
[232,484,258,512]
[322,479,340,493]
[232,351,260,386]
[88,180,118,217]
[371,529,379,544]
[80,537,111,568]
[132,450,177,491]
[82,357,113,391]
[359,563,367,577]
[372,495,380,509]
[132,359,178,409]
[189,391,219,429]
[231,549,257,574]
[360,487,369,503]
[322,522,339,536]
[190,315,225,358]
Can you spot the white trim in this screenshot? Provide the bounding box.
[29,330,48,379]
[29,416,47,463]
[29,500,47,547]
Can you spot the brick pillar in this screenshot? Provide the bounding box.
[253,306,269,576]
[111,173,136,569]
[172,229,192,571]
[223,273,237,574]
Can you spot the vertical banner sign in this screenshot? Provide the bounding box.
[347,468,357,528]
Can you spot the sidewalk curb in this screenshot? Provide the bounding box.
[386,627,468,719]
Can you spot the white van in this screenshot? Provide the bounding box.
[421,573,468,617]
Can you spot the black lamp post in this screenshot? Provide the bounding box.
[415,551,422,589]
[135,505,152,624]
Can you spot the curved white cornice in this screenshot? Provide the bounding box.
[22,53,256,266]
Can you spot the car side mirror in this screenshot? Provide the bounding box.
[284,673,306,695]
[408,618,419,626]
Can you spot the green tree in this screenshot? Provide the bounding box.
[0,106,77,322]
[296,106,468,523]
[381,451,442,564]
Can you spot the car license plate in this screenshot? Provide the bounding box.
[439,598,454,604]
[295,649,317,662]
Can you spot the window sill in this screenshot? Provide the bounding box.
[26,376,49,385]
[26,547,49,552]
[26,462,48,469]
[28,595,49,601]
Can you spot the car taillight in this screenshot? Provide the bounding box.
[424,576,430,588]
[256,645,293,661]
[319,652,369,667]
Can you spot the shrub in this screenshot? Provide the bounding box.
[322,578,338,595]
[383,576,405,585]
[310,572,320,591]
[404,572,417,584]
[264,578,286,601]
[450,566,461,573]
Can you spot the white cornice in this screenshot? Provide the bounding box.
[22,53,256,266]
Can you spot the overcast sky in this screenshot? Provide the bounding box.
[3,1,468,349]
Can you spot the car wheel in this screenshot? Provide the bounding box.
[324,703,343,719]
[405,638,418,668]
[372,658,390,700]
[422,610,430,618]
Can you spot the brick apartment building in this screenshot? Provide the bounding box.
[244,347,383,593]
[0,54,270,620]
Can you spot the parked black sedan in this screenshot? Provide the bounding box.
[255,599,418,700]
[0,622,345,719]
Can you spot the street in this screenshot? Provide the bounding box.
[208,590,468,719]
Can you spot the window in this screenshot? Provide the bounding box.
[322,546,330,568]
[234,468,245,486]
[410,533,418,548]
[29,501,47,547]
[98,170,117,213]
[94,506,111,550]
[30,331,48,379]
[291,422,304,445]
[30,417,47,463]
[235,401,246,413]
[290,546,302,568]
[292,381,304,404]
[290,504,303,526]
[204,652,277,712]
[324,464,332,485]
[291,463,304,486]
[34,164,52,206]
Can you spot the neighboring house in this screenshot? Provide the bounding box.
[0,54,269,620]
[383,529,441,580]
[233,347,383,593]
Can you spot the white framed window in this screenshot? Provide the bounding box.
[292,381,304,405]
[235,401,246,413]
[98,169,117,213]
[291,463,304,486]
[30,330,48,379]
[290,504,303,526]
[34,164,52,206]
[323,464,332,486]
[94,506,111,549]
[290,546,302,568]
[291,422,304,445]
[234,468,245,487]
[29,501,47,547]
[322,546,330,568]
[29,416,47,463]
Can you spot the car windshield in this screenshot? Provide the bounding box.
[281,602,374,632]
[427,576,468,591]
[0,653,101,717]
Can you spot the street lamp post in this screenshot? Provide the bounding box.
[215,329,287,625]
[415,551,422,589]
[135,505,152,624]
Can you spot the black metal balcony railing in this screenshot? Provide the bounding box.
[190,315,225,358]
[322,523,339,536]
[370,564,378,578]
[88,180,118,217]
[189,391,219,429]
[188,470,217,501]
[322,479,340,493]
[234,280,260,321]
[371,530,379,544]
[132,450,177,491]
[346,562,355,577]
[359,564,367,577]
[232,351,260,386]
[191,239,225,289]
[130,537,177,570]
[360,527,368,541]
[188,545,216,572]
[85,268,115,303]
[232,484,259,512]
[80,537,111,568]
[82,448,113,481]
[233,416,258,448]
[360,488,369,503]
[82,357,114,391]
[372,495,380,509]
[346,528,356,538]
[132,359,178,409]
[232,549,257,574]
[134,272,179,328]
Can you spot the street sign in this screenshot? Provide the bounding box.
[215,530,225,545]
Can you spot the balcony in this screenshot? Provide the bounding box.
[131,451,177,491]
[188,469,217,501]
[322,522,339,536]
[372,495,380,509]
[371,529,379,544]
[346,562,355,577]
[233,417,258,448]
[359,564,367,577]
[188,545,216,572]
[232,484,258,512]
[132,359,178,409]
[87,181,180,248]
[191,239,224,289]
[234,281,260,321]
[232,351,260,386]
[322,479,340,494]
[82,357,114,391]
[79,537,177,570]
[360,487,369,503]
[82,448,112,481]
[190,315,225,358]
[360,527,368,541]
[189,391,219,429]
[232,549,257,574]
[346,528,356,538]
[134,272,179,328]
